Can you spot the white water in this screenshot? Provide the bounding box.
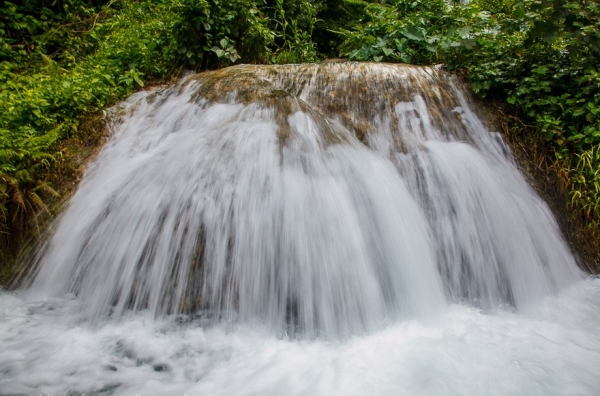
[2,279,600,395]
[1,63,597,394]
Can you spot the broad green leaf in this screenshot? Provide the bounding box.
[358,46,370,60]
[402,27,425,41]
[394,38,407,51]
[133,74,144,87]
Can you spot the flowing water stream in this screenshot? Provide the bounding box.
[1,62,599,395]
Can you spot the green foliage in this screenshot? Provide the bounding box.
[0,0,178,247]
[211,38,241,65]
[266,0,322,63]
[0,0,110,66]
[572,145,600,221]
[170,0,323,67]
[338,0,494,65]
[171,0,275,68]
[313,0,370,57]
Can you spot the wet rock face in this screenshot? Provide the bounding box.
[188,62,467,150]
[190,69,281,105]
[28,61,582,339]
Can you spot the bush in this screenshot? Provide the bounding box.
[0,0,179,251]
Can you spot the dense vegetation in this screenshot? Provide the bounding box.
[1,0,599,272]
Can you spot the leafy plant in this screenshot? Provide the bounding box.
[0,0,181,260]
[211,38,240,65]
[268,0,321,63]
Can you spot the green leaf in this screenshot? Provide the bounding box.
[382,47,394,56]
[357,46,370,60]
[211,47,225,58]
[458,26,472,39]
[228,53,240,63]
[394,38,407,51]
[376,37,387,48]
[402,27,425,42]
[133,74,144,88]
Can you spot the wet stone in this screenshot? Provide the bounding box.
[153,363,169,372]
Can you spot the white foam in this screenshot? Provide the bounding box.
[2,278,600,395]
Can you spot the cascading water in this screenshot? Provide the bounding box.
[1,63,599,396]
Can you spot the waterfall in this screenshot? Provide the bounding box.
[27,63,581,338]
[4,62,600,396]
